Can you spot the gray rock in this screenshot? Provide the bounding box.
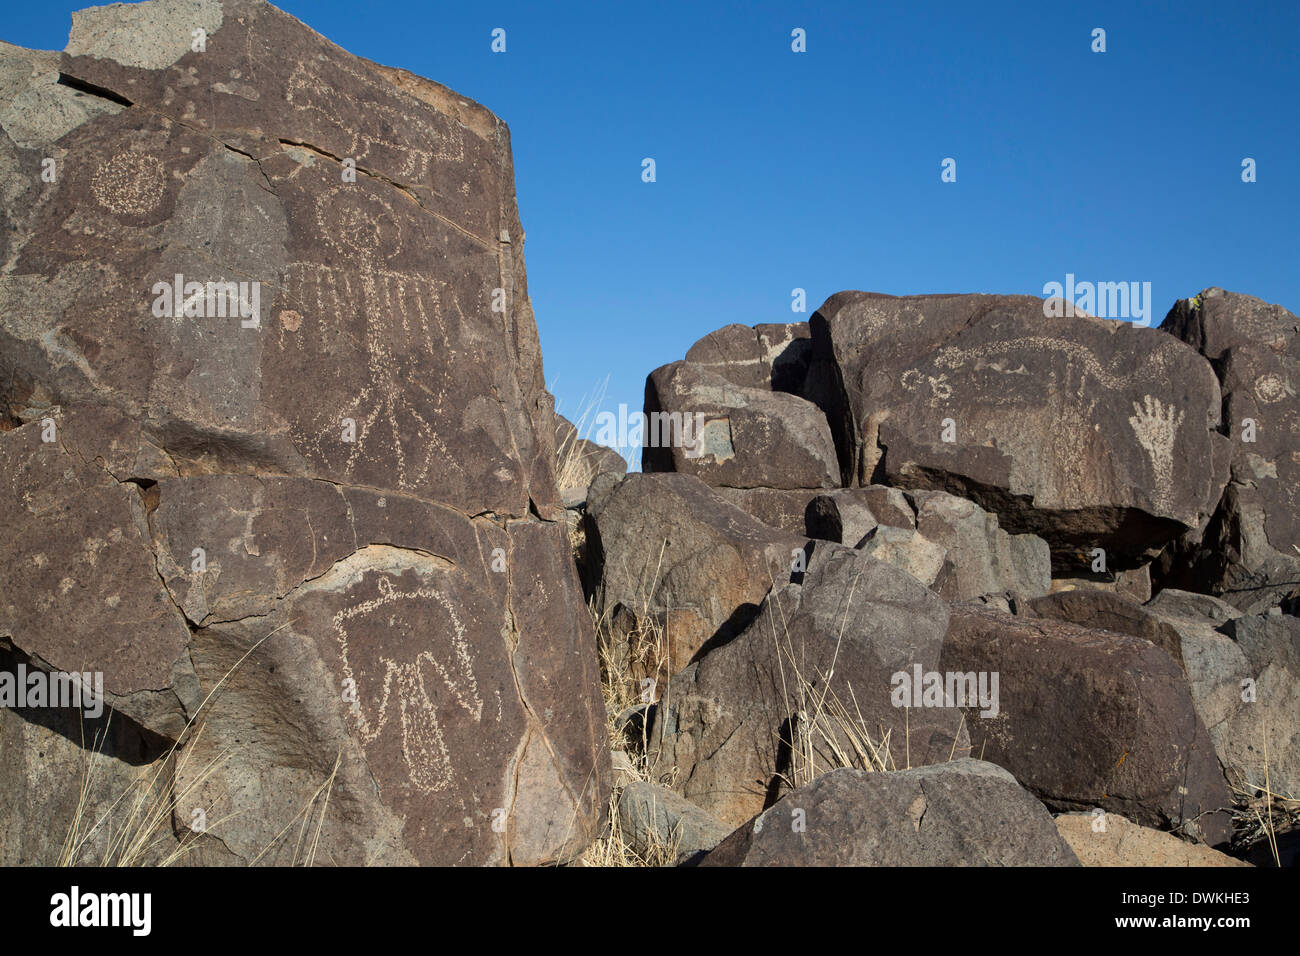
[699,760,1079,866]
[617,781,732,862]
[649,545,967,826]
[643,361,838,489]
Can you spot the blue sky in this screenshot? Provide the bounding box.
[9,1,1299,459]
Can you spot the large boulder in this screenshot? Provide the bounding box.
[585,472,804,685]
[698,761,1078,866]
[941,605,1233,845]
[1158,290,1300,613]
[643,361,838,489]
[0,0,607,865]
[1144,590,1299,801]
[808,292,1229,570]
[682,322,812,393]
[648,545,968,826]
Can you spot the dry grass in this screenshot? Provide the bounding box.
[554,376,613,493]
[58,623,343,867]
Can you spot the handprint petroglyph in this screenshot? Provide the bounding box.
[1128,395,1183,508]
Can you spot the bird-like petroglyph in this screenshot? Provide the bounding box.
[334,574,483,794]
[283,187,465,490]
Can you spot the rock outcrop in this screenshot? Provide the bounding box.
[0,0,607,865]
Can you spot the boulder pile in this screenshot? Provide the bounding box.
[585,288,1298,865]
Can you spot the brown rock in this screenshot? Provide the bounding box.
[809,291,1228,570]
[1055,812,1250,867]
[649,545,968,826]
[941,605,1233,845]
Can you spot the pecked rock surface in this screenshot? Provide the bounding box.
[808,292,1230,571]
[0,0,607,865]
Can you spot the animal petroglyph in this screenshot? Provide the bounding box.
[285,62,465,183]
[1128,395,1183,508]
[934,337,1131,393]
[334,574,483,794]
[90,151,166,216]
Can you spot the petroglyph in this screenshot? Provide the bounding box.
[283,188,465,489]
[934,337,1131,392]
[286,61,465,183]
[1254,373,1293,405]
[334,573,483,794]
[1128,395,1183,507]
[90,152,166,216]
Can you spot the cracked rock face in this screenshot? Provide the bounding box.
[648,545,968,827]
[0,0,607,865]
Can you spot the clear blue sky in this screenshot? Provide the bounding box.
[9,1,1299,460]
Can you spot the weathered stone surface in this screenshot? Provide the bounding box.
[699,761,1078,867]
[643,361,838,489]
[649,545,968,826]
[809,292,1228,569]
[941,605,1233,844]
[1215,611,1300,798]
[907,489,1051,600]
[2,0,560,520]
[617,781,732,862]
[1024,590,1184,665]
[0,421,196,738]
[1055,812,1250,867]
[152,481,607,866]
[586,472,803,683]
[1050,565,1152,603]
[682,322,812,393]
[0,0,607,865]
[1161,287,1300,363]
[856,524,950,590]
[714,487,825,538]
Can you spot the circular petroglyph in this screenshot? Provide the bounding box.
[279,309,302,331]
[1254,373,1290,405]
[90,152,166,216]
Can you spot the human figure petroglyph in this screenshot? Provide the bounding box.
[333,574,483,794]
